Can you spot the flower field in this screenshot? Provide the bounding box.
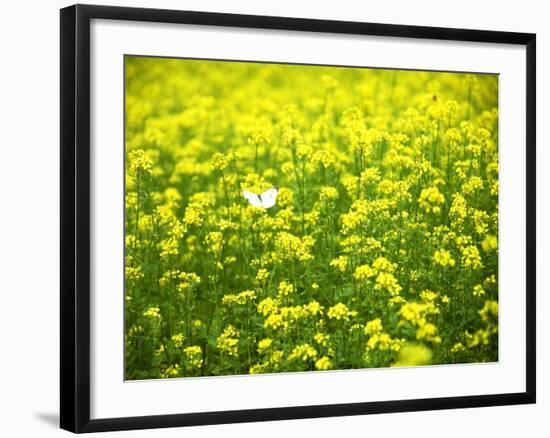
[124,56,499,380]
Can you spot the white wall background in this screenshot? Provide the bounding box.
[0,0,545,436]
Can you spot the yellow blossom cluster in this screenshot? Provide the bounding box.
[216,325,240,357]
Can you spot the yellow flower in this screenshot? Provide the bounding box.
[444,127,462,144]
[257,338,273,353]
[416,323,440,343]
[249,364,264,374]
[461,245,483,269]
[210,152,229,171]
[273,232,315,263]
[479,300,498,323]
[257,297,280,316]
[327,303,356,321]
[365,318,383,336]
[399,301,439,327]
[183,346,203,369]
[315,356,333,370]
[304,300,323,316]
[418,187,445,214]
[277,280,294,297]
[276,187,294,207]
[366,333,401,351]
[143,306,160,318]
[183,194,213,227]
[255,268,270,284]
[360,167,382,185]
[128,149,153,175]
[159,238,178,259]
[160,364,180,378]
[330,256,349,273]
[296,144,313,159]
[174,272,201,296]
[392,344,432,367]
[372,257,396,273]
[314,332,330,347]
[462,176,484,195]
[269,350,284,365]
[289,344,317,362]
[126,266,144,282]
[419,290,438,302]
[484,274,497,287]
[481,234,498,252]
[451,342,465,353]
[264,313,284,330]
[341,174,359,195]
[353,264,375,281]
[449,193,467,224]
[171,333,185,348]
[222,290,256,305]
[433,249,455,267]
[389,295,406,306]
[319,186,339,201]
[204,231,223,254]
[216,325,240,357]
[472,284,485,297]
[374,272,402,296]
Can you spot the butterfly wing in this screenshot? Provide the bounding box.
[243,190,263,208]
[259,188,278,208]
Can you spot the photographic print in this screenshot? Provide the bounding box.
[124,56,499,380]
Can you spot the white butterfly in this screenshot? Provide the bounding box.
[243,188,278,209]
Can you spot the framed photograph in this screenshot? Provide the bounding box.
[60,4,536,433]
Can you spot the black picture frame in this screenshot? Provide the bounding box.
[60,4,536,433]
